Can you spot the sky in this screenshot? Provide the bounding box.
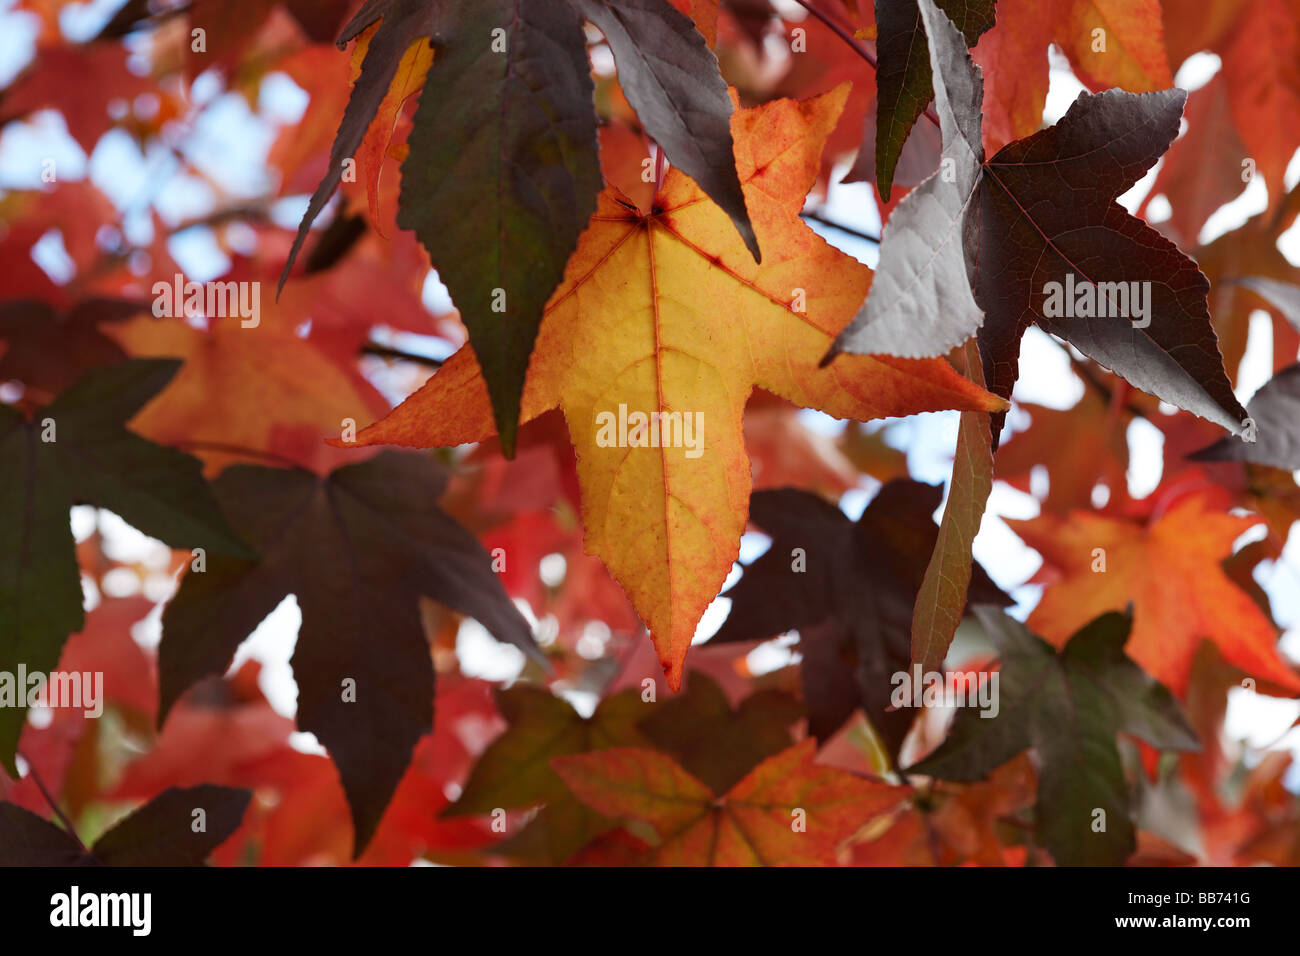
[2,0,1299,782]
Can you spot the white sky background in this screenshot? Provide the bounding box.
[2,0,1299,778]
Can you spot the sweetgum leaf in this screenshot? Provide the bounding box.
[280,0,438,294]
[88,785,252,866]
[0,298,140,393]
[445,685,650,863]
[397,0,602,457]
[570,0,759,260]
[1190,363,1300,469]
[1010,494,1300,696]
[637,672,800,792]
[552,739,904,865]
[282,0,755,455]
[341,88,1006,692]
[0,359,248,774]
[278,0,595,455]
[0,803,88,866]
[158,451,543,856]
[974,87,1245,440]
[909,608,1198,866]
[873,0,995,201]
[1232,277,1300,332]
[711,480,1007,755]
[0,785,250,866]
[911,339,995,672]
[833,0,1247,444]
[829,0,986,361]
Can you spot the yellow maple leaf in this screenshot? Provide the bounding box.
[339,85,1006,688]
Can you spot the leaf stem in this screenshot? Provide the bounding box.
[17,750,88,852]
[910,778,944,866]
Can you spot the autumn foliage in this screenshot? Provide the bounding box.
[2,0,1300,869]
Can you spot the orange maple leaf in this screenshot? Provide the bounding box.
[669,0,721,47]
[1009,494,1300,696]
[975,0,1172,154]
[108,314,387,475]
[339,85,1006,689]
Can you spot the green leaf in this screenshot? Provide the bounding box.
[400,0,602,457]
[909,607,1198,866]
[282,0,754,457]
[283,0,602,456]
[1059,612,1200,754]
[637,672,801,793]
[445,684,650,863]
[874,0,996,201]
[278,0,600,457]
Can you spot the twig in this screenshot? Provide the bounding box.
[167,203,272,236]
[360,342,446,368]
[800,209,881,244]
[790,0,877,68]
[18,751,88,852]
[789,0,942,129]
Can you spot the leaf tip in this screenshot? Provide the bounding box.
[662,656,685,694]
